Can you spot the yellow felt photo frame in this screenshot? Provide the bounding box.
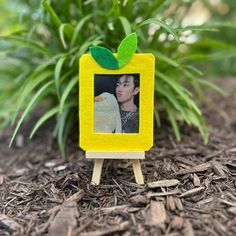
[79,53,155,151]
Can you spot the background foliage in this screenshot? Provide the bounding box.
[0,0,236,157]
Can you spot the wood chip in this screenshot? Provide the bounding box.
[147,179,180,188]
[0,175,4,185]
[182,219,194,236]
[48,190,84,236]
[193,173,201,187]
[48,202,79,236]
[226,191,236,202]
[228,148,236,153]
[174,197,184,211]
[204,178,212,189]
[101,205,129,214]
[227,207,236,215]
[174,163,212,176]
[218,198,236,207]
[179,187,205,198]
[65,189,85,203]
[167,196,176,211]
[0,214,23,235]
[128,207,141,213]
[204,150,223,160]
[197,197,214,206]
[213,219,229,236]
[130,195,147,206]
[53,165,67,172]
[147,190,180,198]
[156,149,200,159]
[72,218,94,236]
[174,156,195,166]
[211,161,226,178]
[80,221,129,236]
[145,201,167,230]
[170,216,184,230]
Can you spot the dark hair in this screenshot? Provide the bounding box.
[118,74,140,88]
[131,74,140,88]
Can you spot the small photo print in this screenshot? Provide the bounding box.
[94,74,140,133]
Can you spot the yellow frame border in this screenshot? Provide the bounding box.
[79,53,155,151]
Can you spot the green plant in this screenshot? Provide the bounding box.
[0,0,235,157]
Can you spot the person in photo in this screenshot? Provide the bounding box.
[116,74,140,133]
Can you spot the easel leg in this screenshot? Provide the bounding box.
[91,159,104,185]
[131,159,144,185]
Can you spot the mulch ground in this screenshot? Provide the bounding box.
[0,78,236,236]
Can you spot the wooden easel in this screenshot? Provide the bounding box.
[86,151,145,185]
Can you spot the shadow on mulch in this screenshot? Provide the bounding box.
[0,78,236,236]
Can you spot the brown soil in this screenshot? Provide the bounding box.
[0,78,236,236]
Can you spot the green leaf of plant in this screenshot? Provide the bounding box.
[12,70,53,125]
[30,106,60,139]
[34,53,66,73]
[70,14,92,48]
[9,81,53,147]
[184,65,203,76]
[30,101,76,138]
[64,24,74,39]
[175,25,218,32]
[57,108,73,158]
[138,18,180,43]
[90,46,119,69]
[119,16,132,36]
[42,0,62,28]
[156,71,201,115]
[59,24,69,49]
[197,79,225,96]
[61,110,75,158]
[144,0,166,18]
[42,1,74,39]
[70,36,103,67]
[155,83,188,120]
[0,35,51,55]
[55,57,67,98]
[59,76,78,113]
[205,22,236,29]
[185,109,208,144]
[117,32,137,68]
[162,99,181,141]
[60,69,74,84]
[180,67,224,96]
[151,50,180,68]
[154,99,161,127]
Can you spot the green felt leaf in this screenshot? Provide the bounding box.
[117,32,137,68]
[90,46,119,69]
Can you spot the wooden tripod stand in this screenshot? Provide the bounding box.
[86,151,145,185]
